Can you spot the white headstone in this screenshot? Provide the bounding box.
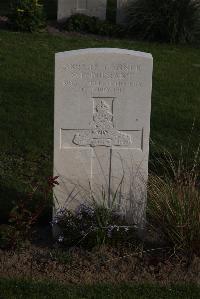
[57,0,107,22]
[54,48,153,226]
[116,0,130,24]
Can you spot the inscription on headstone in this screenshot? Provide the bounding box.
[54,48,153,226]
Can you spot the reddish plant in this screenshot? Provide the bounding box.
[6,176,59,247]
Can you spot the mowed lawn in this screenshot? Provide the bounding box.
[0,30,200,220]
[0,278,200,299]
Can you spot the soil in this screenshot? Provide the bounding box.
[0,245,199,285]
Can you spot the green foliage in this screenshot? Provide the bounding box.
[10,0,46,32]
[127,0,200,43]
[65,14,125,37]
[53,204,138,249]
[148,146,200,256]
[0,0,56,20]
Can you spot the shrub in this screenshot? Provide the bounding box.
[52,203,138,249]
[64,13,125,37]
[148,147,200,256]
[127,0,200,43]
[10,0,45,32]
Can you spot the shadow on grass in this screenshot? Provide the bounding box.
[0,183,18,223]
[0,181,52,225]
[0,278,199,299]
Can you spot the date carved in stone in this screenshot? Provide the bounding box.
[73,100,132,147]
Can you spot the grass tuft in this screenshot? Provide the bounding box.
[148,144,200,256]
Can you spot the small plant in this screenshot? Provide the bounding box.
[10,0,45,32]
[52,203,138,249]
[65,14,98,34]
[0,176,58,249]
[127,0,200,43]
[148,146,200,256]
[65,13,125,37]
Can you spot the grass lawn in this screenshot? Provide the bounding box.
[0,30,200,220]
[0,278,199,299]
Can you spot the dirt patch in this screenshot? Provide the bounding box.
[0,245,199,285]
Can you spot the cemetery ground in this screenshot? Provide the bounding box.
[0,30,200,221]
[0,29,200,297]
[0,278,200,299]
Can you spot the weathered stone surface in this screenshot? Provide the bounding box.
[57,0,107,22]
[116,0,131,24]
[54,48,153,226]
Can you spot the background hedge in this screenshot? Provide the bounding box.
[0,0,118,22]
[0,0,58,20]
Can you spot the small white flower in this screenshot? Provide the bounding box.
[58,236,64,243]
[50,218,59,226]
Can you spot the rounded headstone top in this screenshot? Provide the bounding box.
[55,48,153,60]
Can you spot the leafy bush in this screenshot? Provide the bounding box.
[65,13,125,37]
[52,203,138,249]
[127,0,200,43]
[148,147,200,256]
[10,0,45,32]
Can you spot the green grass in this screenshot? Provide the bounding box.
[0,278,199,299]
[0,30,199,220]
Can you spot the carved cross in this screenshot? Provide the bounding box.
[61,97,143,197]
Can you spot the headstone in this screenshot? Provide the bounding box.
[54,48,153,227]
[57,0,107,22]
[116,0,130,24]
